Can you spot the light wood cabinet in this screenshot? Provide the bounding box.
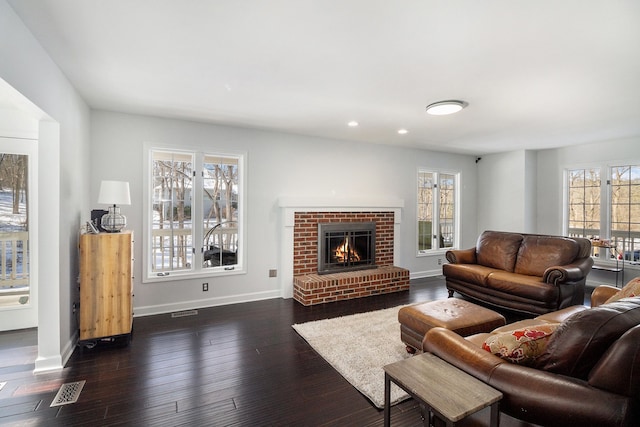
[79,231,133,342]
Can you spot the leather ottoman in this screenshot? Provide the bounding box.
[399,298,506,353]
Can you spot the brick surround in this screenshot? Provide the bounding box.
[292,211,409,305]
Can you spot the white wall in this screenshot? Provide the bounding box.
[524,150,537,232]
[90,111,478,314]
[0,0,91,370]
[477,150,529,233]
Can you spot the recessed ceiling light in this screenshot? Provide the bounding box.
[397,129,408,135]
[426,100,468,115]
[347,121,359,127]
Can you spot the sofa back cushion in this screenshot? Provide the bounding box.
[476,231,523,272]
[534,297,640,380]
[514,235,579,277]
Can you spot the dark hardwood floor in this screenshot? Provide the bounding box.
[0,277,587,426]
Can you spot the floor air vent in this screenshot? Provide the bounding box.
[50,380,85,407]
[171,309,198,318]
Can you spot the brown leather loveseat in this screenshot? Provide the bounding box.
[444,230,593,315]
[423,284,640,426]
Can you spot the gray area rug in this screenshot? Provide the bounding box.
[292,305,414,408]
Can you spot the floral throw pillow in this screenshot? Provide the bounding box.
[604,277,640,304]
[482,323,560,366]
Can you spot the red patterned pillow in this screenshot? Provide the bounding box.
[482,323,560,366]
[605,277,640,304]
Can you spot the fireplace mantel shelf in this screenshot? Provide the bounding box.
[278,196,404,209]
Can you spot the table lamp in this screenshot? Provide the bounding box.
[97,180,131,232]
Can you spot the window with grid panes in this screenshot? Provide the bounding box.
[417,169,458,254]
[146,149,243,280]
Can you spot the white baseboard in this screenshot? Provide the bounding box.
[134,289,282,317]
[34,330,77,374]
[34,354,63,373]
[409,269,443,280]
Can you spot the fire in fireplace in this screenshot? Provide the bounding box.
[317,221,376,274]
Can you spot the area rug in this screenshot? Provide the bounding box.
[292,305,414,409]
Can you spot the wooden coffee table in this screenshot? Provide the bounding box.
[383,353,502,427]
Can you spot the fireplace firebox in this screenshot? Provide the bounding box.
[317,222,376,274]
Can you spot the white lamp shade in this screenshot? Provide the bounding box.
[98,180,131,206]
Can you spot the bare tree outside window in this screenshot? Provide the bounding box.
[439,173,455,248]
[417,171,434,251]
[149,149,242,277]
[202,156,238,268]
[151,151,193,272]
[0,153,29,306]
[567,168,601,238]
[567,165,640,263]
[417,170,458,253]
[610,165,640,262]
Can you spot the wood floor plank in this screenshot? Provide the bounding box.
[0,277,544,426]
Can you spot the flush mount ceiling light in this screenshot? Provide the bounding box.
[426,100,468,116]
[347,120,359,127]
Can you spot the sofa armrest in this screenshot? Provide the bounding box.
[489,359,631,426]
[590,285,619,307]
[542,256,594,285]
[422,327,504,382]
[424,326,632,426]
[445,247,476,264]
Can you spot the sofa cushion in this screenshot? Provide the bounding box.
[485,271,558,302]
[605,277,640,304]
[534,297,640,379]
[482,323,560,366]
[442,263,498,286]
[514,236,579,276]
[476,231,523,272]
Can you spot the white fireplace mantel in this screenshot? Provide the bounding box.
[278,196,405,209]
[278,196,404,298]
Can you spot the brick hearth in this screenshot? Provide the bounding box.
[293,266,410,306]
[292,211,410,305]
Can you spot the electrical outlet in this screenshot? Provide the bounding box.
[269,269,277,278]
[437,258,442,265]
[202,282,209,292]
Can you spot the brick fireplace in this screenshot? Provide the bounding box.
[291,211,409,305]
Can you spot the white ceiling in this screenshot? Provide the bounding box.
[7,0,640,155]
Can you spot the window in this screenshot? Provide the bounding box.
[417,169,458,254]
[610,165,640,262]
[567,168,601,238]
[565,164,640,263]
[146,148,244,280]
[0,137,37,330]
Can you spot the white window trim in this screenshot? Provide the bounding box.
[0,137,38,329]
[563,159,640,269]
[142,142,247,283]
[416,168,460,257]
[562,162,604,238]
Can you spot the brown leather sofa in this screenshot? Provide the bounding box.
[422,286,640,427]
[443,230,593,315]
